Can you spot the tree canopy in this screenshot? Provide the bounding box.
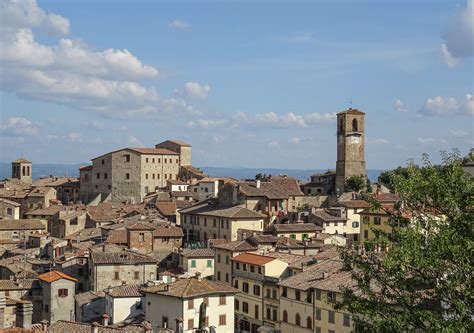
[346,175,367,192]
[337,152,474,331]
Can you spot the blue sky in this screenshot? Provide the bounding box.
[0,0,472,169]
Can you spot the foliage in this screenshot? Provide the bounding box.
[255,173,263,180]
[377,166,409,189]
[346,175,366,192]
[336,152,474,332]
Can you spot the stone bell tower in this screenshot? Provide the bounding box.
[12,157,32,184]
[335,108,366,193]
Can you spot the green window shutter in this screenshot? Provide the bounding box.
[191,260,196,268]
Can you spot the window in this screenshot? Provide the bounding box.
[164,158,167,163]
[234,280,239,288]
[266,289,271,298]
[243,264,247,271]
[162,316,168,328]
[190,260,196,268]
[152,158,155,163]
[306,291,312,303]
[235,299,239,310]
[225,273,229,282]
[282,310,288,323]
[290,234,296,239]
[96,173,100,179]
[272,289,277,299]
[188,299,194,309]
[266,307,271,319]
[282,287,287,297]
[343,314,351,327]
[125,154,130,162]
[58,289,68,297]
[363,216,370,223]
[176,158,179,163]
[187,319,194,330]
[134,271,140,279]
[207,260,212,268]
[316,327,321,333]
[225,256,229,264]
[364,230,369,239]
[295,290,301,301]
[217,271,221,280]
[315,308,321,320]
[139,233,145,242]
[295,313,301,326]
[352,118,358,131]
[101,159,105,165]
[328,310,335,324]
[255,305,259,319]
[242,282,249,293]
[352,221,359,228]
[152,174,155,179]
[374,217,381,225]
[44,304,49,313]
[217,254,221,263]
[272,308,277,321]
[219,315,226,326]
[315,289,321,300]
[243,302,249,313]
[306,316,312,329]
[302,233,308,240]
[157,174,160,179]
[145,174,149,179]
[204,218,207,226]
[219,295,226,305]
[70,218,78,225]
[114,272,120,280]
[125,173,130,180]
[253,285,260,296]
[327,292,336,302]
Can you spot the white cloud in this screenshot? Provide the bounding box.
[169,20,190,30]
[0,0,205,119]
[290,137,301,145]
[0,117,38,136]
[394,99,408,112]
[366,138,390,145]
[128,136,144,147]
[184,82,211,100]
[440,43,460,68]
[0,0,70,36]
[419,94,474,116]
[417,137,437,145]
[186,119,227,129]
[255,111,335,128]
[441,0,474,67]
[449,129,469,137]
[67,132,82,142]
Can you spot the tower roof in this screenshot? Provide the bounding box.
[337,108,365,115]
[12,158,31,164]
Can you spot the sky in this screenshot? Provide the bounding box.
[0,0,473,170]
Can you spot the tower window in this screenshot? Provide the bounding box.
[339,119,343,132]
[352,118,358,131]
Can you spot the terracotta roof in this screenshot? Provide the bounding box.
[37,270,78,283]
[337,108,365,115]
[12,158,31,163]
[74,290,105,306]
[79,165,93,171]
[237,177,303,199]
[170,190,192,197]
[128,148,179,155]
[155,201,177,216]
[181,248,215,258]
[0,219,45,230]
[0,279,40,291]
[336,200,372,209]
[91,250,157,265]
[159,139,191,147]
[180,165,207,177]
[154,225,183,238]
[24,205,66,216]
[208,239,229,247]
[126,222,155,230]
[167,180,189,185]
[231,252,275,266]
[273,223,321,233]
[106,284,144,298]
[0,198,21,206]
[180,203,265,219]
[144,276,237,299]
[106,229,128,244]
[373,192,400,203]
[213,239,258,252]
[265,252,306,264]
[312,209,348,222]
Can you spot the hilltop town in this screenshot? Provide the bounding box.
[0,108,466,333]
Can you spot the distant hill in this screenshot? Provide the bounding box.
[0,162,383,183]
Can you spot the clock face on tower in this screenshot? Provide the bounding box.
[347,135,360,144]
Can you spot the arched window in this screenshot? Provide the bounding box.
[282,310,288,323]
[22,166,26,176]
[295,313,301,326]
[339,119,343,132]
[352,118,358,131]
[306,316,312,329]
[27,166,30,176]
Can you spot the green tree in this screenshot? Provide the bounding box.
[336,152,474,331]
[346,175,366,192]
[255,173,263,180]
[377,166,409,189]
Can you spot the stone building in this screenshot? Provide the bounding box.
[37,270,77,324]
[179,248,215,278]
[144,275,238,332]
[105,284,144,324]
[335,108,366,193]
[79,140,193,204]
[11,158,32,184]
[0,198,21,220]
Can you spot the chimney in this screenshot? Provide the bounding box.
[102,314,109,326]
[91,322,100,333]
[40,320,48,332]
[256,180,261,189]
[196,272,202,281]
[16,301,33,328]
